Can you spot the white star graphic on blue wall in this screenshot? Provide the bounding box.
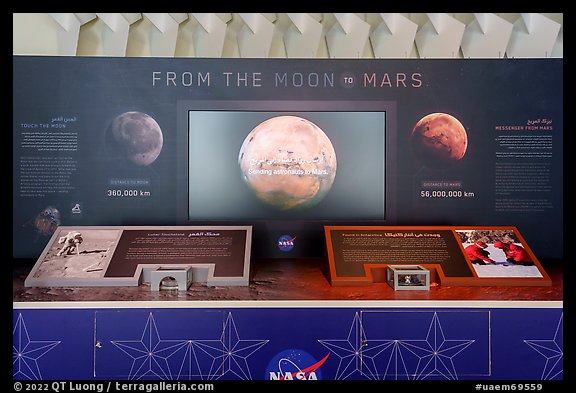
[13,313,61,380]
[110,311,268,380]
[319,312,476,380]
[193,312,269,380]
[524,313,563,380]
[111,312,190,380]
[318,312,392,380]
[399,313,475,380]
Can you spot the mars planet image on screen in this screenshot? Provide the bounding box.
[105,111,163,166]
[411,112,468,169]
[238,115,337,210]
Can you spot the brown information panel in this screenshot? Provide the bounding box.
[25,225,252,287]
[325,226,551,286]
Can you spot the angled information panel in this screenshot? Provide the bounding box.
[325,225,551,286]
[25,225,252,287]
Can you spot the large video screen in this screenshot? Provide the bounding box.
[188,109,386,221]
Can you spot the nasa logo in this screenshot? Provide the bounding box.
[265,349,329,381]
[277,235,296,252]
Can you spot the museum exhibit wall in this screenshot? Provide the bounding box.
[13,13,564,261]
[12,14,565,383]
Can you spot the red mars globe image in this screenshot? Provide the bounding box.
[411,113,468,169]
[238,116,337,210]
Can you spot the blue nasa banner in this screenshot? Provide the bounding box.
[12,306,563,381]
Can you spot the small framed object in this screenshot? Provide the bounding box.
[386,265,430,290]
[149,266,193,291]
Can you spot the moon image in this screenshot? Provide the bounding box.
[411,113,468,169]
[238,115,337,210]
[105,111,163,166]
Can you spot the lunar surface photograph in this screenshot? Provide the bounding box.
[238,115,337,210]
[31,229,120,279]
[105,111,164,166]
[411,112,468,169]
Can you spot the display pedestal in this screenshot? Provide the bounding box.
[13,258,563,381]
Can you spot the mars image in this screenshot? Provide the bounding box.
[411,113,468,169]
[238,115,337,210]
[105,111,163,166]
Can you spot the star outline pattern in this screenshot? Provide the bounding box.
[108,311,268,380]
[13,313,61,380]
[524,312,563,380]
[319,311,480,380]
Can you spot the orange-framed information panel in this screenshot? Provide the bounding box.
[325,226,551,287]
